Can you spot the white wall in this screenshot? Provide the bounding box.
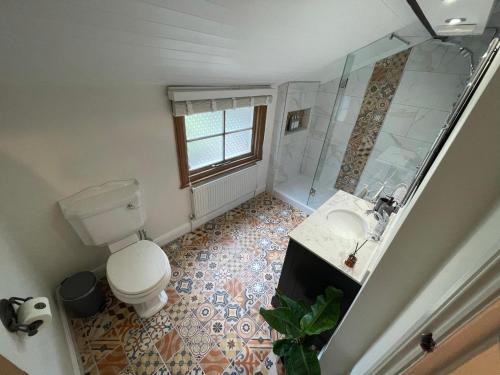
[0,232,73,374]
[0,83,276,373]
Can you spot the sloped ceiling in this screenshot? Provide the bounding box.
[0,0,419,85]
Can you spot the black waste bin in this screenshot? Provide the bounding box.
[59,271,105,317]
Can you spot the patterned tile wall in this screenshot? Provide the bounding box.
[335,49,412,193]
[67,193,306,375]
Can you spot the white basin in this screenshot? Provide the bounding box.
[325,209,368,240]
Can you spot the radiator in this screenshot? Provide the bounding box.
[191,165,258,219]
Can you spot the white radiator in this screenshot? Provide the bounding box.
[191,165,258,219]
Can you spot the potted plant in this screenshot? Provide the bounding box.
[260,287,343,375]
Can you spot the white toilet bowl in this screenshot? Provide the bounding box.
[106,240,171,318]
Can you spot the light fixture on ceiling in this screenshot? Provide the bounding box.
[445,18,467,25]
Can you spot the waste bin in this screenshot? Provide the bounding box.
[59,271,105,317]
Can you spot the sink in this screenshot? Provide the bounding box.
[325,209,368,240]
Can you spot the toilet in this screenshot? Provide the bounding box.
[59,179,171,318]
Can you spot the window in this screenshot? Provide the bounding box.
[174,105,267,187]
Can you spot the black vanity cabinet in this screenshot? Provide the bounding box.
[274,239,361,349]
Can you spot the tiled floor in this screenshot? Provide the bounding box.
[68,193,307,375]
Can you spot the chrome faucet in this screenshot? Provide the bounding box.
[366,195,397,241]
[367,210,389,241]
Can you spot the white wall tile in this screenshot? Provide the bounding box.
[406,108,449,143]
[436,46,471,75]
[288,81,320,92]
[405,41,447,73]
[382,103,419,136]
[318,77,341,94]
[394,70,464,111]
[309,114,330,136]
[328,120,355,148]
[312,91,336,118]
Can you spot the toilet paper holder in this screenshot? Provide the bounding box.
[0,297,44,336]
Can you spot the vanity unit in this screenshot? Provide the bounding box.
[276,191,383,349]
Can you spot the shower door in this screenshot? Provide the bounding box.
[307,34,416,208]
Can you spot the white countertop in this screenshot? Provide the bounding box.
[289,190,382,284]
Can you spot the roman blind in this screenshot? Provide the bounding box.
[167,86,273,116]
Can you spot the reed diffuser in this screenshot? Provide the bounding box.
[344,239,368,268]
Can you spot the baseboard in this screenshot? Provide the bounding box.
[153,222,192,247]
[55,287,83,375]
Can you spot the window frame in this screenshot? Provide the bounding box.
[173,105,267,188]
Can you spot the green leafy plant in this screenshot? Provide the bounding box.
[260,287,343,375]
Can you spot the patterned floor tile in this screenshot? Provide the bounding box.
[216,327,245,361]
[223,278,244,299]
[261,352,286,375]
[89,328,122,363]
[222,364,243,375]
[80,350,94,372]
[131,348,165,375]
[208,289,231,313]
[177,312,203,339]
[144,308,174,343]
[234,315,258,342]
[233,345,262,375]
[247,299,266,327]
[83,365,100,375]
[155,328,184,363]
[121,324,154,362]
[117,367,136,375]
[166,298,191,323]
[175,276,194,295]
[194,302,217,323]
[186,365,206,375]
[199,347,230,375]
[233,288,258,313]
[185,288,208,306]
[206,311,234,340]
[223,302,244,325]
[167,349,196,375]
[153,366,172,375]
[165,287,181,306]
[96,345,129,375]
[185,329,214,361]
[67,193,306,375]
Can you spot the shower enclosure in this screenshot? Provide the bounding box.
[272,30,491,211]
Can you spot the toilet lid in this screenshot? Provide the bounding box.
[107,240,168,295]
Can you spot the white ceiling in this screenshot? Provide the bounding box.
[0,0,419,85]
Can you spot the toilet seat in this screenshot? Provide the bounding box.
[109,272,170,305]
[106,240,169,296]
